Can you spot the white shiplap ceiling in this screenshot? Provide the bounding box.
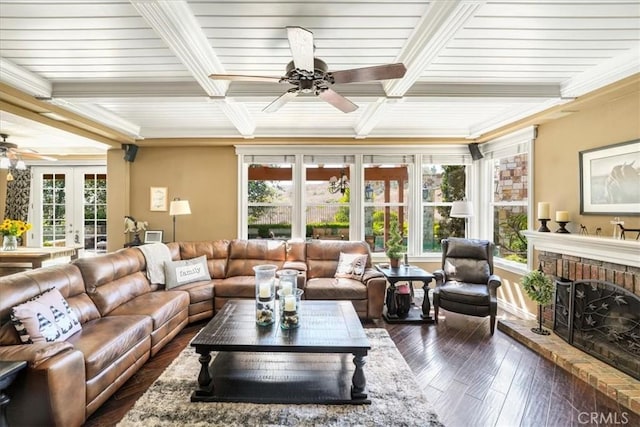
[0,0,639,154]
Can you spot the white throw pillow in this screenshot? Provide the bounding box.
[11,288,82,344]
[334,252,368,280]
[164,255,210,289]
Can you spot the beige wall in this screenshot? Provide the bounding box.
[107,146,237,251]
[534,88,640,234]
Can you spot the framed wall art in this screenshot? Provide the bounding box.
[150,187,168,211]
[579,139,640,215]
[144,230,164,244]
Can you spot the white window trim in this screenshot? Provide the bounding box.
[237,145,472,249]
[478,126,535,274]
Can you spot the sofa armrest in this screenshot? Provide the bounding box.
[1,344,87,427]
[0,342,74,367]
[362,267,384,283]
[363,274,387,319]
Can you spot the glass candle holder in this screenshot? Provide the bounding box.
[277,288,304,329]
[277,269,298,297]
[254,264,277,326]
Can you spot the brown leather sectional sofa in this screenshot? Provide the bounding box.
[0,239,385,427]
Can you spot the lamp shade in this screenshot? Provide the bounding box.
[450,200,474,218]
[169,199,191,216]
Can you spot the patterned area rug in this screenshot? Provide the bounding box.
[118,328,444,426]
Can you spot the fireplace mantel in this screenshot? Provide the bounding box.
[523,230,640,268]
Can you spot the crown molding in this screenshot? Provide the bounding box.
[562,51,640,98]
[0,58,51,98]
[131,0,228,97]
[384,0,484,96]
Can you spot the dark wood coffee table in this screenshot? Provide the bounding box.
[190,300,371,404]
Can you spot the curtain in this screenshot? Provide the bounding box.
[5,167,31,221]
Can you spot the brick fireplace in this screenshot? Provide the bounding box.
[499,231,640,414]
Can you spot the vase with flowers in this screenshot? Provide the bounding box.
[0,218,32,251]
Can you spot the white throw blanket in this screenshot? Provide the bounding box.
[137,243,172,285]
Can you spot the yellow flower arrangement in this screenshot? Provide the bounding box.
[0,218,32,237]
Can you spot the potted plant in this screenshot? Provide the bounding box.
[521,268,554,335]
[385,219,405,268]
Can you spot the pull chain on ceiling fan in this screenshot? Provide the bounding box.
[209,26,407,113]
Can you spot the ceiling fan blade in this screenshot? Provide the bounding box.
[263,90,298,113]
[209,74,282,83]
[17,152,58,161]
[286,26,314,72]
[317,88,358,113]
[330,63,407,84]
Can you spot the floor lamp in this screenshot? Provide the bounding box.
[450,200,474,238]
[169,198,191,242]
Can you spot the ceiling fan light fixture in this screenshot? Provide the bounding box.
[16,159,27,170]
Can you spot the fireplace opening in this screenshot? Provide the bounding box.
[554,279,640,381]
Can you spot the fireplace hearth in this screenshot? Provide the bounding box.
[554,279,640,381]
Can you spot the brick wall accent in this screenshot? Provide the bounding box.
[536,251,640,327]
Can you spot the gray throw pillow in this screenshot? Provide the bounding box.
[164,255,210,289]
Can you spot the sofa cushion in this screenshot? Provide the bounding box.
[106,291,190,331]
[226,239,286,277]
[304,277,367,300]
[215,276,257,298]
[11,288,81,344]
[334,252,367,280]
[66,314,152,380]
[164,256,210,289]
[306,240,372,279]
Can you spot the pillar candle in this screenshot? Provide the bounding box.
[537,202,550,219]
[284,295,296,311]
[555,211,569,222]
[259,282,271,298]
[281,282,293,296]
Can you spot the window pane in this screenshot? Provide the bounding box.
[305,166,350,240]
[422,206,466,252]
[247,164,293,239]
[364,206,407,254]
[493,206,527,263]
[494,154,528,202]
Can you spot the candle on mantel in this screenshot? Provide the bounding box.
[537,202,550,219]
[259,282,271,298]
[556,211,569,222]
[284,295,296,311]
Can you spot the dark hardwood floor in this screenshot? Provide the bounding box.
[84,309,638,427]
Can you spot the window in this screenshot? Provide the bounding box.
[480,127,535,267]
[422,164,467,252]
[363,156,411,253]
[236,146,472,259]
[304,159,353,241]
[491,153,528,263]
[245,157,294,239]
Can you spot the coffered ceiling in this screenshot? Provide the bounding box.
[0,0,639,155]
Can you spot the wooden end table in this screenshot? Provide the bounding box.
[376,264,435,324]
[0,361,27,427]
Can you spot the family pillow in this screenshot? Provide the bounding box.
[164,255,210,289]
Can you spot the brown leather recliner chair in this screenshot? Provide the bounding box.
[433,238,502,335]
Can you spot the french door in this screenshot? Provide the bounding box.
[31,166,107,255]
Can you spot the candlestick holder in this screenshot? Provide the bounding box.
[277,289,303,329]
[537,218,551,232]
[254,264,277,326]
[555,221,570,234]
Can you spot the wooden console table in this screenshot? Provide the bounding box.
[0,246,80,269]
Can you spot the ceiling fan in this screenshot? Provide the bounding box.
[209,26,407,113]
[0,133,57,163]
